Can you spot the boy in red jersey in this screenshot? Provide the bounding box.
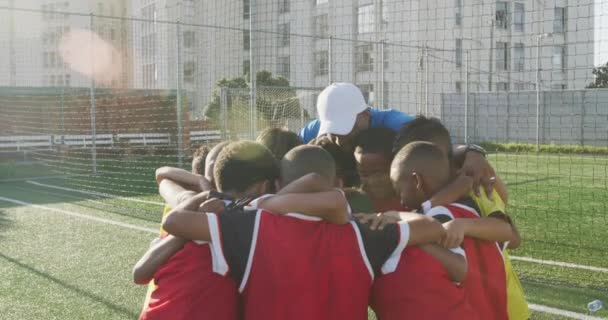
[134,141,279,320]
[383,141,517,320]
[163,144,446,320]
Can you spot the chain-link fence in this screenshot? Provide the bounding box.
[1,1,607,318]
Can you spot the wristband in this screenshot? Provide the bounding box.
[466,144,487,157]
[421,200,432,214]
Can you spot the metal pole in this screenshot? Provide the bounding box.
[328,36,333,85]
[380,40,385,109]
[176,21,184,167]
[89,13,97,175]
[464,50,469,144]
[424,44,429,116]
[60,56,65,144]
[249,0,256,139]
[536,35,541,151]
[488,19,494,92]
[220,87,228,140]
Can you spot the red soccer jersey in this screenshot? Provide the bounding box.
[371,206,477,320]
[448,201,509,320]
[207,206,410,320]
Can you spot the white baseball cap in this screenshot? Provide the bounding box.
[316,83,368,137]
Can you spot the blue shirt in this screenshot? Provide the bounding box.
[299,107,415,143]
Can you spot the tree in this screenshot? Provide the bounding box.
[586,62,608,88]
[203,70,308,124]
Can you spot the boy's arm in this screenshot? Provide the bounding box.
[276,173,332,195]
[159,179,205,209]
[426,175,473,211]
[494,176,508,205]
[156,166,212,192]
[419,244,467,283]
[162,192,214,241]
[132,235,187,285]
[257,189,350,224]
[441,216,515,248]
[398,212,446,246]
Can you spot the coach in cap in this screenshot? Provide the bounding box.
[299,83,412,151]
[299,82,498,195]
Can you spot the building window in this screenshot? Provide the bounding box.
[514,3,524,32]
[243,0,250,19]
[355,44,374,72]
[277,56,290,78]
[514,83,526,91]
[279,0,290,14]
[553,45,566,72]
[183,30,195,49]
[243,30,250,50]
[64,74,71,86]
[496,1,509,30]
[551,84,567,90]
[43,52,49,68]
[554,7,566,33]
[383,45,389,69]
[183,61,196,83]
[358,84,374,104]
[279,23,290,47]
[382,2,389,28]
[316,0,328,5]
[382,82,389,108]
[497,82,509,91]
[314,51,329,76]
[455,81,463,93]
[243,60,250,75]
[97,2,104,15]
[455,39,463,67]
[314,14,329,38]
[110,28,115,41]
[357,5,374,34]
[513,43,524,72]
[49,52,57,68]
[455,0,463,26]
[496,41,509,71]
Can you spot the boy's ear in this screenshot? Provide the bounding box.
[413,172,423,191]
[335,177,344,188]
[274,179,282,193]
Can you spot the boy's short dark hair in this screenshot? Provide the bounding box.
[391,141,450,186]
[355,127,397,158]
[281,145,336,185]
[213,141,279,193]
[191,145,210,175]
[394,115,453,159]
[256,127,303,160]
[309,136,359,187]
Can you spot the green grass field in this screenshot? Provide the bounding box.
[1,152,607,319]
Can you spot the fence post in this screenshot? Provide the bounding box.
[464,50,469,144]
[176,21,184,167]
[249,0,257,139]
[89,13,97,175]
[220,87,228,140]
[380,40,385,109]
[424,44,429,116]
[535,36,541,151]
[328,36,333,85]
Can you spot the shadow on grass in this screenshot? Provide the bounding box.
[0,252,139,319]
[0,209,14,237]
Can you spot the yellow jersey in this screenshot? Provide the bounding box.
[471,189,530,320]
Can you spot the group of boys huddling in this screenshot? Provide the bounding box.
[132,115,530,320]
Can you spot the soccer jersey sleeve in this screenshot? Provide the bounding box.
[354,220,410,277]
[206,208,258,285]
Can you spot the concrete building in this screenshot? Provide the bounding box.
[130,0,607,117]
[0,0,132,88]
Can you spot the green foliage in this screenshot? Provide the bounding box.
[480,142,608,155]
[586,61,608,88]
[203,70,308,123]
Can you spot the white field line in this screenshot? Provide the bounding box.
[511,255,608,273]
[0,196,603,320]
[529,304,604,320]
[26,180,164,206]
[0,196,156,234]
[0,175,68,182]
